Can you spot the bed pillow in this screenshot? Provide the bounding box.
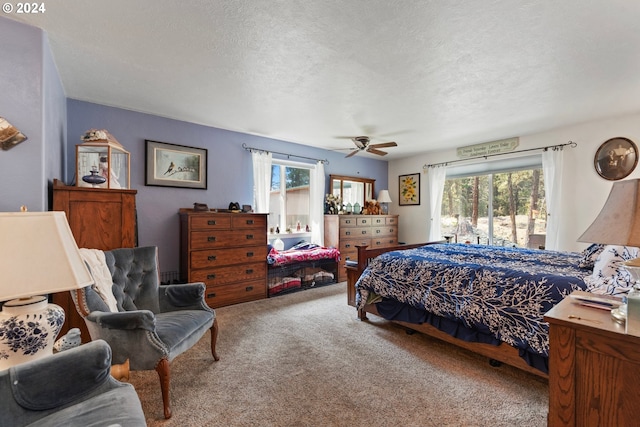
[578,243,605,270]
[584,245,640,296]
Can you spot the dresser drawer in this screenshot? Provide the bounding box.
[372,237,398,247]
[190,215,231,230]
[191,229,264,249]
[204,279,267,308]
[191,262,266,286]
[340,248,358,264]
[191,246,267,269]
[231,214,267,229]
[356,217,373,226]
[372,226,397,237]
[340,227,370,239]
[339,216,359,227]
[371,216,386,226]
[339,238,371,254]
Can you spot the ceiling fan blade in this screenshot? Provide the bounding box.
[345,149,360,158]
[369,141,397,149]
[366,147,388,156]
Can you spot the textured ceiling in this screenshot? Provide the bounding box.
[7,0,640,159]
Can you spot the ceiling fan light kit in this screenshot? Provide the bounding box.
[343,136,398,158]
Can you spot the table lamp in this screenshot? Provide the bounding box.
[0,211,93,370]
[577,179,640,246]
[577,179,640,332]
[378,190,392,215]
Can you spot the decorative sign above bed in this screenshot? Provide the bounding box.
[456,137,519,158]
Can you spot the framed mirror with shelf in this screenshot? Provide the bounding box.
[330,175,375,212]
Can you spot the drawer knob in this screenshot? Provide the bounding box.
[207,220,216,225]
[345,244,351,248]
[376,230,381,234]
[207,274,216,280]
[208,236,216,242]
[247,251,254,257]
[246,269,253,274]
[246,286,254,292]
[346,231,351,235]
[207,292,216,298]
[208,255,217,261]
[246,234,254,240]
[246,219,254,225]
[362,230,366,234]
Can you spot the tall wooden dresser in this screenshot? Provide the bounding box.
[51,179,137,340]
[324,214,399,282]
[179,209,268,308]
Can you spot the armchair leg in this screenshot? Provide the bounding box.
[211,317,220,361]
[155,358,172,419]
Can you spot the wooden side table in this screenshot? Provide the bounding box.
[545,291,640,426]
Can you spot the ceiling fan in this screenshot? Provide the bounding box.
[341,136,398,158]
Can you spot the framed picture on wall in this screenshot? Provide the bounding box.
[399,173,420,206]
[145,140,207,189]
[594,137,638,181]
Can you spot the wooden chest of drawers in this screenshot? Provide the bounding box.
[324,214,399,282]
[179,209,268,308]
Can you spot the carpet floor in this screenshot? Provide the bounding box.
[129,282,548,426]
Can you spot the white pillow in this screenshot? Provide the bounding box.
[584,245,640,296]
[79,248,118,312]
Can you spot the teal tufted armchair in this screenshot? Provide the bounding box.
[72,246,219,419]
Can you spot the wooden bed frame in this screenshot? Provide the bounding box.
[347,243,549,379]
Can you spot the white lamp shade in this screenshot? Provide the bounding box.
[0,211,93,301]
[578,179,640,246]
[378,190,392,204]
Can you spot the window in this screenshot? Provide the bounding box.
[440,166,545,247]
[269,160,311,234]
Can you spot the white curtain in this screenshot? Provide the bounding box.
[310,161,325,245]
[427,166,447,241]
[251,150,272,214]
[542,148,564,250]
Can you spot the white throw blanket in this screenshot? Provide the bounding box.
[79,248,118,312]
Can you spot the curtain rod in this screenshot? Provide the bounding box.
[242,143,329,165]
[423,141,577,169]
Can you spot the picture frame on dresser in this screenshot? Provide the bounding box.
[145,139,207,189]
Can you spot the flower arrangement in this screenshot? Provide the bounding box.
[324,194,342,214]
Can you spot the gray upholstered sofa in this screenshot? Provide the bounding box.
[0,339,146,427]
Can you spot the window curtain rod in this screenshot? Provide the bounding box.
[242,143,329,165]
[423,141,577,170]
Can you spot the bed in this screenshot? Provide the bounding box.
[267,242,341,296]
[351,242,609,378]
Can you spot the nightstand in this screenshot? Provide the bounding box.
[544,291,640,426]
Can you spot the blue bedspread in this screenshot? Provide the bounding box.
[355,243,590,359]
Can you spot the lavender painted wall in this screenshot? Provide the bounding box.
[67,100,388,274]
[0,17,49,212]
[43,35,67,208]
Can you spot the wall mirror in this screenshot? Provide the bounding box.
[330,174,375,211]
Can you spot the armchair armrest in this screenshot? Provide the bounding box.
[7,340,112,411]
[158,282,212,312]
[86,310,156,331]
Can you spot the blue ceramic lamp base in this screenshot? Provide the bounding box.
[0,295,65,370]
